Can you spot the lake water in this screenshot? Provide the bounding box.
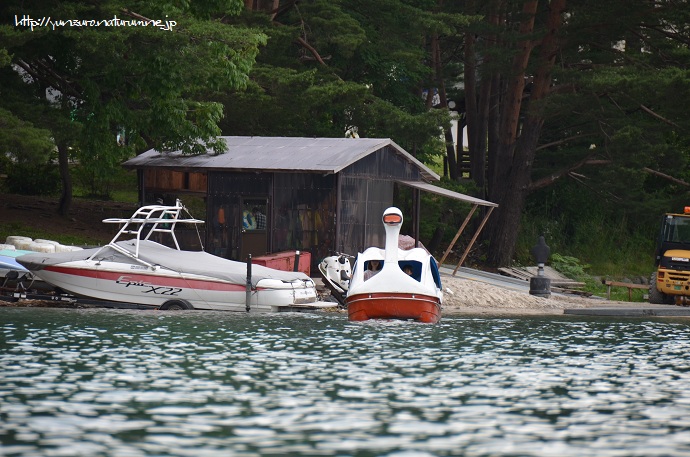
[2,308,690,457]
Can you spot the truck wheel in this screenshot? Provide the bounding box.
[648,273,670,304]
[160,299,193,310]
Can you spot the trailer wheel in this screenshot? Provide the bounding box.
[648,273,671,304]
[160,299,193,310]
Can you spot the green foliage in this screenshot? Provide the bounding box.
[298,1,367,61]
[460,0,690,266]
[220,0,461,159]
[0,107,54,172]
[0,221,102,247]
[550,253,589,281]
[2,0,690,279]
[521,248,648,302]
[533,1,690,255]
[5,162,60,196]
[0,47,9,67]
[72,160,138,201]
[581,276,648,303]
[0,0,267,207]
[519,179,656,278]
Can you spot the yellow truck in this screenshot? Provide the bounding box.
[650,207,690,305]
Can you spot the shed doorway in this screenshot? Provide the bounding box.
[239,198,269,260]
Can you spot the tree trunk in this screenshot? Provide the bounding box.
[486,6,503,197]
[464,18,479,184]
[490,0,538,196]
[429,30,459,180]
[465,38,491,192]
[465,1,500,198]
[57,141,72,216]
[444,128,458,180]
[487,73,501,189]
[486,119,541,266]
[485,0,565,267]
[485,0,538,266]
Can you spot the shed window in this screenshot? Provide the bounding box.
[243,200,267,231]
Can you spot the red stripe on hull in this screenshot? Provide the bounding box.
[346,292,441,324]
[44,266,246,292]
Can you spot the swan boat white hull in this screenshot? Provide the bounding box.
[346,207,443,323]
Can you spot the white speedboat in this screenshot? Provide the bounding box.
[16,200,333,312]
[346,207,443,323]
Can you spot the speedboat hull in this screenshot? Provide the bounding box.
[29,260,318,312]
[347,292,441,323]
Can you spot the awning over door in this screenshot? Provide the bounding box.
[397,180,498,275]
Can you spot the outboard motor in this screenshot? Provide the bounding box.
[1,270,30,292]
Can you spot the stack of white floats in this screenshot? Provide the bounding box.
[2,236,83,253]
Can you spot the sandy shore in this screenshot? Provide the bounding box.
[440,274,633,316]
[2,273,636,315]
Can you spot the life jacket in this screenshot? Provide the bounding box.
[243,210,256,230]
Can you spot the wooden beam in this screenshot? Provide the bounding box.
[453,206,495,275]
[439,204,478,266]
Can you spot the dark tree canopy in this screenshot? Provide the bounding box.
[0,0,266,211]
[2,0,690,269]
[454,0,690,266]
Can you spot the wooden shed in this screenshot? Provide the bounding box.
[123,136,496,274]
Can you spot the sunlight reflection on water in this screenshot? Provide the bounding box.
[2,308,690,456]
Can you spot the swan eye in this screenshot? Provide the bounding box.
[383,214,402,225]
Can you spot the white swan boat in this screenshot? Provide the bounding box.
[16,200,332,312]
[346,207,443,323]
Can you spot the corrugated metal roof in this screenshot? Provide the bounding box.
[123,136,440,182]
[398,180,498,207]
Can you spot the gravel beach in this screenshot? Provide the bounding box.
[440,273,632,316]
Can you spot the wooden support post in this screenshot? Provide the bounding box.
[413,188,421,247]
[439,204,478,266]
[453,206,495,275]
[246,254,252,312]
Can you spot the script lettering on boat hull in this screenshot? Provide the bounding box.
[116,275,182,296]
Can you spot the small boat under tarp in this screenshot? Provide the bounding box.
[346,207,443,323]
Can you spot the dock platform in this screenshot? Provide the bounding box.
[564,305,690,317]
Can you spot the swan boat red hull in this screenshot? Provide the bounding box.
[347,292,442,323]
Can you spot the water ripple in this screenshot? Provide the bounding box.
[2,309,690,456]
